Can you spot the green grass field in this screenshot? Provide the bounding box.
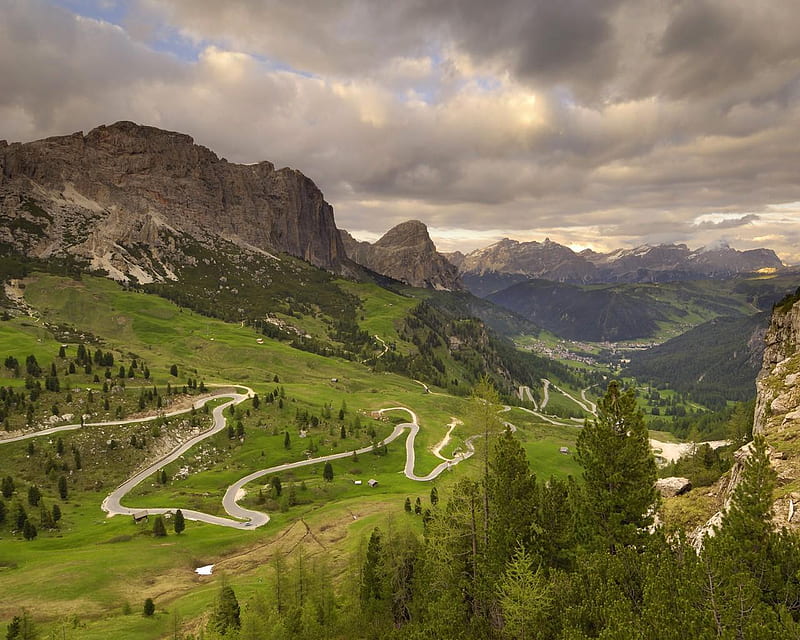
[0,272,682,639]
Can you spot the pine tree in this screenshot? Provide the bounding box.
[152,515,167,537]
[404,497,412,513]
[22,519,37,540]
[27,486,40,507]
[58,476,68,500]
[283,431,290,449]
[209,585,240,634]
[414,497,422,515]
[323,462,334,482]
[174,509,185,535]
[430,486,439,506]
[487,427,537,577]
[270,476,282,497]
[576,380,657,553]
[1,476,14,499]
[361,527,384,606]
[143,597,155,616]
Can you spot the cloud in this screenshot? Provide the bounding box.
[2,0,800,265]
[692,213,760,230]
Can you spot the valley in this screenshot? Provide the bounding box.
[0,122,798,639]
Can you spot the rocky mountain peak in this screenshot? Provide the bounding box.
[373,219,432,249]
[0,121,351,282]
[339,221,462,291]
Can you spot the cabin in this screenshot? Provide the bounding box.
[132,511,149,523]
[559,446,570,455]
[367,479,379,488]
[354,480,363,486]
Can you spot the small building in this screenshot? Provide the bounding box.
[132,511,149,523]
[330,378,338,383]
[354,480,362,486]
[367,478,379,488]
[559,446,570,455]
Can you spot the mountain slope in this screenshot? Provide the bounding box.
[625,313,769,405]
[486,279,759,342]
[0,121,353,282]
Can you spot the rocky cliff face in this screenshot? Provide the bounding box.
[340,221,463,290]
[695,292,800,544]
[0,121,351,281]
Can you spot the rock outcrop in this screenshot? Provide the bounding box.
[0,121,351,282]
[340,221,463,290]
[656,477,692,498]
[693,291,800,545]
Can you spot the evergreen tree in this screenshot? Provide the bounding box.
[22,519,37,540]
[361,528,385,606]
[51,504,61,523]
[152,515,167,537]
[430,486,439,506]
[58,476,68,500]
[209,585,240,635]
[340,424,347,439]
[576,380,657,552]
[270,476,282,497]
[0,500,5,524]
[169,364,178,377]
[1,476,14,499]
[414,497,422,515]
[174,509,185,535]
[283,431,290,449]
[27,486,40,507]
[143,598,155,617]
[252,393,260,409]
[323,462,334,482]
[5,609,36,640]
[486,427,537,581]
[404,497,412,513]
[497,546,553,640]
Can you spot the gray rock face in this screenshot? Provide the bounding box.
[695,295,800,546]
[0,121,350,281]
[655,477,692,498]
[340,221,463,290]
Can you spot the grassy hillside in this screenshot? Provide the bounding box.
[0,273,585,639]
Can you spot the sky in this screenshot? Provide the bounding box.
[1,0,799,263]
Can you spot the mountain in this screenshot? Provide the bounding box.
[457,238,784,296]
[0,121,353,282]
[454,238,597,295]
[624,313,769,405]
[340,220,463,290]
[487,280,673,341]
[582,242,784,282]
[486,279,762,342]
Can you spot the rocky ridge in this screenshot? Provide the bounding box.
[693,292,800,544]
[0,121,352,282]
[340,220,463,290]
[455,238,784,296]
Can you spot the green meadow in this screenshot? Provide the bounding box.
[0,273,589,638]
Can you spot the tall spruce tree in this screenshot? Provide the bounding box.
[576,380,657,552]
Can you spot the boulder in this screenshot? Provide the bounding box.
[655,476,692,498]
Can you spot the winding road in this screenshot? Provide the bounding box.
[0,386,481,530]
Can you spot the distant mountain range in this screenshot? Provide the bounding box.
[449,237,783,297]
